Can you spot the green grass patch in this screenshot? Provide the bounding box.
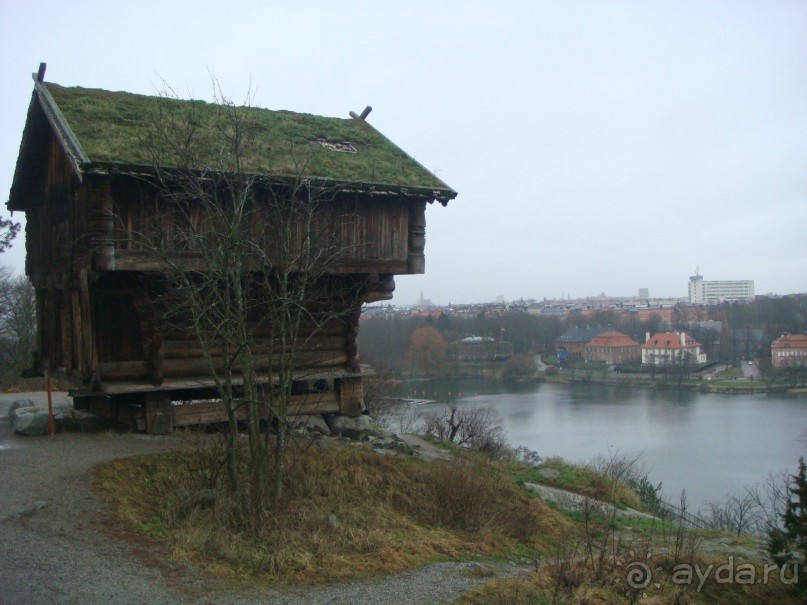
[512,457,642,511]
[46,83,451,192]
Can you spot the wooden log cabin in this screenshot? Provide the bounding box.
[6,65,456,432]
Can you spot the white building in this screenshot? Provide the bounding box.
[688,273,754,304]
[641,331,707,366]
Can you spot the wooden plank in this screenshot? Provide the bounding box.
[161,351,349,377]
[170,391,340,427]
[158,316,347,341]
[70,366,365,398]
[89,177,115,271]
[407,201,426,274]
[99,360,151,380]
[111,249,407,274]
[79,269,100,384]
[99,350,349,381]
[161,335,346,359]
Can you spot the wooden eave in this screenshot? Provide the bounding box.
[347,113,457,205]
[87,162,458,205]
[8,74,457,210]
[7,74,88,212]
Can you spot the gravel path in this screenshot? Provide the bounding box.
[0,392,529,605]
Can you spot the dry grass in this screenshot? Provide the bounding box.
[94,442,803,603]
[94,442,569,583]
[458,523,802,605]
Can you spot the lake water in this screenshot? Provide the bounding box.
[395,379,807,510]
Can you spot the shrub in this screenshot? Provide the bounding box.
[421,403,508,458]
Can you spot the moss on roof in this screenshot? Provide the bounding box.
[45,83,451,192]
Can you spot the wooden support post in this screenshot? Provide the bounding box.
[144,391,173,435]
[344,304,362,374]
[337,377,364,416]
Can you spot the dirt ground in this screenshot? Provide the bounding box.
[0,391,196,604]
[0,391,523,605]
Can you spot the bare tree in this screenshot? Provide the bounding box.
[0,266,36,386]
[0,215,21,253]
[134,81,362,521]
[700,492,759,536]
[421,402,507,456]
[699,470,792,536]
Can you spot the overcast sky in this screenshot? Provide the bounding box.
[2,0,805,305]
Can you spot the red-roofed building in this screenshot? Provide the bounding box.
[583,331,641,365]
[771,333,807,369]
[641,332,706,366]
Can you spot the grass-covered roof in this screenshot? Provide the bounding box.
[44,83,454,196]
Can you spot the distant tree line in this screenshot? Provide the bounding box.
[359,295,807,377]
[0,265,37,388]
[358,310,565,375]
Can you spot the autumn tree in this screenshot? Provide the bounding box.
[407,325,446,376]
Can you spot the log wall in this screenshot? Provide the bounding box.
[22,152,426,421]
[108,179,413,274]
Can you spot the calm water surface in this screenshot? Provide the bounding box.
[397,379,807,509]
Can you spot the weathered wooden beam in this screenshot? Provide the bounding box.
[160,336,347,359]
[98,350,349,381]
[160,318,348,341]
[170,391,340,427]
[111,249,408,274]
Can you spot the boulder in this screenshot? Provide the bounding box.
[7,399,36,420]
[304,414,332,435]
[13,410,51,436]
[323,414,384,441]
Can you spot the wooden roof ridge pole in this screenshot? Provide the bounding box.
[348,106,372,121]
[30,64,89,183]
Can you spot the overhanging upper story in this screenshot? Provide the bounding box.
[7,67,457,279]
